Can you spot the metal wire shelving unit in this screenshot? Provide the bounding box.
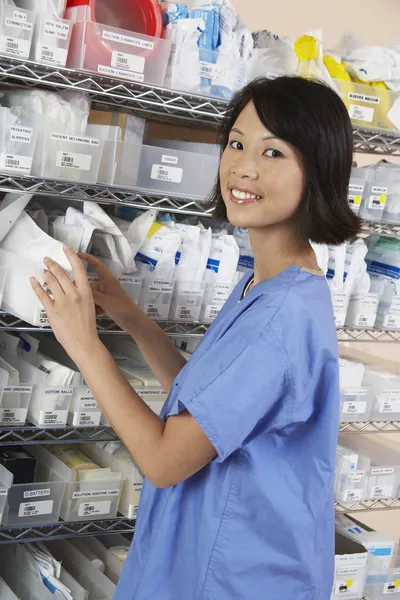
[0,424,119,446]
[335,498,400,515]
[339,421,400,434]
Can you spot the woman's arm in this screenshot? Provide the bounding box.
[81,253,187,393]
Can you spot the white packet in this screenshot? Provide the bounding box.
[126,210,158,258]
[327,244,346,291]
[204,234,239,284]
[164,19,204,93]
[136,222,181,280]
[344,239,369,295]
[233,227,254,274]
[310,242,329,276]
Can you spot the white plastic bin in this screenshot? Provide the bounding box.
[360,168,392,223]
[368,466,400,500]
[200,282,234,323]
[330,290,350,328]
[0,4,35,59]
[27,385,73,428]
[364,368,400,422]
[98,139,141,188]
[68,386,102,427]
[345,293,379,329]
[365,569,400,599]
[348,167,368,216]
[335,470,369,504]
[67,19,171,86]
[138,278,175,320]
[30,14,73,67]
[78,535,130,585]
[375,295,400,331]
[0,460,65,526]
[137,144,219,198]
[0,545,57,600]
[170,281,206,322]
[39,131,104,184]
[0,107,37,176]
[0,384,32,426]
[340,387,373,423]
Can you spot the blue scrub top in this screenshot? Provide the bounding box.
[115,266,340,600]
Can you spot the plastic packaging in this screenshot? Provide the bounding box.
[30,14,73,67]
[366,237,400,330]
[136,221,181,279]
[46,445,99,471]
[203,234,239,285]
[348,167,369,216]
[233,227,254,274]
[164,18,204,93]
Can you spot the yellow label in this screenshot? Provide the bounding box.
[146,222,163,239]
[354,195,362,205]
[379,194,387,205]
[294,35,318,61]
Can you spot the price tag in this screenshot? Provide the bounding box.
[72,411,101,427]
[0,153,32,174]
[150,164,183,184]
[56,151,92,171]
[78,500,111,517]
[18,500,53,517]
[39,410,68,426]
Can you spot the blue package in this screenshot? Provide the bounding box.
[189,7,220,51]
[115,206,140,221]
[165,2,189,22]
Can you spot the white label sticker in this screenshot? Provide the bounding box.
[51,133,100,146]
[0,153,32,174]
[343,489,363,502]
[111,50,145,74]
[44,388,73,396]
[43,19,70,40]
[335,579,360,595]
[384,582,400,594]
[144,303,169,320]
[18,500,54,518]
[39,410,68,426]
[342,388,368,397]
[354,313,377,328]
[337,568,359,577]
[371,467,394,475]
[0,408,27,424]
[348,92,380,104]
[0,36,31,57]
[72,489,119,499]
[39,44,68,66]
[161,154,178,165]
[102,29,154,50]
[331,292,348,311]
[204,305,221,321]
[118,276,141,285]
[369,185,388,210]
[13,10,27,21]
[342,401,367,415]
[370,484,394,499]
[212,284,232,304]
[199,61,220,80]
[348,184,364,214]
[9,125,33,144]
[349,103,374,123]
[174,305,199,320]
[349,471,365,483]
[0,489,7,497]
[35,308,50,325]
[23,488,51,499]
[97,64,145,82]
[150,164,183,184]
[390,298,400,314]
[78,500,111,517]
[147,281,174,293]
[72,411,102,427]
[384,314,400,330]
[379,399,400,414]
[56,151,92,171]
[5,16,33,31]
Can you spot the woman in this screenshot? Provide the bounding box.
[31,76,361,599]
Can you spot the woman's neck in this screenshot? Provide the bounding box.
[249,222,319,285]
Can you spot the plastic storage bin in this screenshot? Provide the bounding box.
[68,386,102,427]
[364,368,400,422]
[200,282,234,323]
[0,545,59,600]
[368,466,400,500]
[30,14,73,67]
[348,167,369,216]
[0,107,37,176]
[335,469,369,504]
[345,293,379,329]
[27,384,73,428]
[0,384,32,426]
[0,4,35,59]
[375,294,400,331]
[330,290,350,328]
[170,281,206,321]
[340,387,373,423]
[332,533,368,600]
[0,460,65,526]
[360,167,394,223]
[136,144,219,198]
[365,569,400,599]
[78,535,130,585]
[31,445,124,522]
[39,131,104,184]
[97,139,141,188]
[138,277,175,320]
[0,578,18,600]
[67,19,171,86]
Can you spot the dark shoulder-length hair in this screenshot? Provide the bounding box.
[209,76,362,245]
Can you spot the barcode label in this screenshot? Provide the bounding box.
[44,19,70,40]
[35,308,50,325]
[72,411,101,427]
[355,313,376,327]
[0,36,31,57]
[349,104,374,123]
[98,64,145,82]
[73,489,119,499]
[78,500,111,517]
[342,401,367,415]
[0,408,27,424]
[383,581,400,594]
[39,44,68,66]
[370,485,393,499]
[18,500,54,517]
[343,489,362,502]
[111,50,145,74]
[383,313,400,330]
[24,488,50,499]
[369,186,388,209]
[39,409,68,426]
[102,29,154,50]
[56,151,92,171]
[10,125,33,144]
[144,304,169,320]
[150,163,183,184]
[0,153,32,174]
[204,305,220,321]
[199,61,220,80]
[379,399,400,414]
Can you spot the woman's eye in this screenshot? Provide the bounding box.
[264,148,283,158]
[229,140,243,150]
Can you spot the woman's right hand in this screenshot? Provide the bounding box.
[79,253,139,329]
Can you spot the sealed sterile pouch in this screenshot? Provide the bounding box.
[233,227,254,274]
[344,239,369,295]
[190,4,220,51]
[171,223,210,283]
[126,210,158,258]
[203,234,239,284]
[136,222,181,279]
[310,242,329,276]
[164,19,204,93]
[327,244,346,291]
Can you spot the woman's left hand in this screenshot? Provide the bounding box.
[30,245,99,359]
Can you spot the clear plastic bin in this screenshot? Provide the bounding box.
[68,386,102,428]
[0,384,32,426]
[67,19,171,86]
[137,387,167,416]
[118,275,142,304]
[0,265,6,307]
[27,384,73,428]
[332,533,369,600]
[98,140,141,188]
[340,387,373,423]
[0,107,37,176]
[138,278,175,320]
[200,282,234,323]
[0,460,65,526]
[365,569,400,599]
[335,79,400,133]
[0,5,35,59]
[0,577,19,600]
[368,467,400,500]
[31,445,124,522]
[335,470,368,504]
[169,281,206,321]
[345,293,379,329]
[39,131,104,184]
[330,290,350,328]
[30,14,73,67]
[348,167,368,216]
[136,144,219,198]
[360,168,392,223]
[0,545,58,600]
[364,368,400,421]
[375,295,400,331]
[79,535,129,585]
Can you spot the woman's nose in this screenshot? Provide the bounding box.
[231,154,258,179]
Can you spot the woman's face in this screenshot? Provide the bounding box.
[219,101,305,229]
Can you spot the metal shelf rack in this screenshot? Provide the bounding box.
[0,516,135,545]
[339,421,400,434]
[0,424,119,446]
[335,498,400,514]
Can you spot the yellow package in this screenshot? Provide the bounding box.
[48,445,99,471]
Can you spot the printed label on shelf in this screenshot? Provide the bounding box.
[5,16,33,30]
[349,471,365,483]
[343,489,363,502]
[72,411,101,427]
[348,183,364,214]
[342,388,368,397]
[56,150,92,171]
[97,64,145,82]
[3,386,32,393]
[0,489,7,497]
[39,409,68,426]
[118,276,141,285]
[147,281,174,294]
[137,388,166,398]
[43,19,71,40]
[161,154,178,165]
[212,284,232,303]
[44,388,73,396]
[337,568,359,577]
[371,467,395,475]
[379,399,400,414]
[383,313,400,330]
[18,500,54,518]
[349,103,374,123]
[111,50,145,74]
[334,578,360,595]
[78,500,111,517]
[9,125,33,144]
[39,44,68,66]
[370,484,394,499]
[198,61,220,80]
[72,489,120,499]
[179,287,204,298]
[23,488,51,499]
[144,303,169,320]
[0,153,32,173]
[35,307,50,325]
[0,408,27,424]
[102,29,154,50]
[368,186,388,209]
[0,36,31,57]
[390,297,400,314]
[342,401,367,415]
[383,581,400,594]
[174,305,199,321]
[353,313,377,328]
[150,163,183,184]
[348,92,380,104]
[204,304,221,322]
[51,133,100,147]
[381,389,400,397]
